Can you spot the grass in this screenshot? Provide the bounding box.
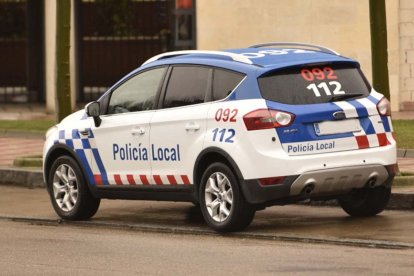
[0,119,55,133]
[392,120,414,149]
[0,118,414,149]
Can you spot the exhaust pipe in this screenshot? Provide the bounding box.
[301,184,315,196]
[366,177,377,188]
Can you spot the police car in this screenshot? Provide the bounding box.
[43,43,397,232]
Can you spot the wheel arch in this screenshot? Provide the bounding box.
[193,147,244,202]
[44,144,97,196]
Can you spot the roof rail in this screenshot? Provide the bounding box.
[249,42,340,56]
[142,50,253,66]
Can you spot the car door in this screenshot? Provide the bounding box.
[90,67,167,186]
[149,65,212,185]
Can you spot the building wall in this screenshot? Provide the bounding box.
[400,0,414,110]
[197,0,401,111]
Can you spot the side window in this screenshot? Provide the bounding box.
[213,69,245,101]
[163,66,211,108]
[108,67,166,114]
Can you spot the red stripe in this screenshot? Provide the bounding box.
[94,175,103,186]
[377,133,388,146]
[127,174,136,185]
[154,175,163,185]
[181,175,190,185]
[114,174,123,185]
[355,135,369,149]
[140,175,149,185]
[167,175,177,185]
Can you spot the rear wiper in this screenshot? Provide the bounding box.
[329,93,364,102]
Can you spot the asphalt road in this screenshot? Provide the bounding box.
[1,185,414,248]
[1,219,413,275]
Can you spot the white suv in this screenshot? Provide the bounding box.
[43,43,397,232]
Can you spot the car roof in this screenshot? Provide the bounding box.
[141,43,359,74]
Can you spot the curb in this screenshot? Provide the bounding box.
[0,167,413,210]
[0,168,43,188]
[397,149,414,158]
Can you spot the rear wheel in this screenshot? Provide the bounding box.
[199,162,255,232]
[338,187,391,217]
[47,156,100,220]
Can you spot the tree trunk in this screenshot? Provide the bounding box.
[369,0,390,100]
[55,0,72,122]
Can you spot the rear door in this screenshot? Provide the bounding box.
[258,62,392,156]
[149,65,212,185]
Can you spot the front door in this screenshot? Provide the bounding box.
[91,67,167,186]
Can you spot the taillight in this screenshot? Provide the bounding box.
[377,97,391,116]
[243,109,295,131]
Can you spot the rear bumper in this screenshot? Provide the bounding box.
[240,164,394,206]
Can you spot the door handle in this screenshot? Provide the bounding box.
[131,127,145,136]
[185,122,200,131]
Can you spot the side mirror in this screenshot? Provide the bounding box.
[85,101,102,127]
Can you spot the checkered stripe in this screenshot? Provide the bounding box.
[53,129,192,187]
[96,174,191,186]
[54,128,107,185]
[334,90,395,149]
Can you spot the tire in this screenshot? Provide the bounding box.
[47,156,100,220]
[199,162,255,232]
[338,187,391,217]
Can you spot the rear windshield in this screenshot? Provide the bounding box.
[258,63,371,104]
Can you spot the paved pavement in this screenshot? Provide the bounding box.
[0,136,44,167]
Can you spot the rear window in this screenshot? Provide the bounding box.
[258,63,371,104]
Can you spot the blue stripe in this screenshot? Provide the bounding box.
[76,149,95,185]
[72,129,80,139]
[92,148,108,185]
[59,130,65,139]
[367,95,380,105]
[86,128,95,138]
[359,117,376,135]
[348,100,368,117]
[66,139,74,149]
[381,115,391,132]
[81,138,92,149]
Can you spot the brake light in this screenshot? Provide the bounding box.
[377,97,391,116]
[243,109,295,131]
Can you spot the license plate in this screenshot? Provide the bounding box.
[314,119,361,136]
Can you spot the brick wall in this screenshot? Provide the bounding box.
[400,0,414,110]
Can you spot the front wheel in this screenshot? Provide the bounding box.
[47,156,100,220]
[338,187,391,217]
[199,162,255,232]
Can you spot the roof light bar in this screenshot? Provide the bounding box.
[142,50,253,66]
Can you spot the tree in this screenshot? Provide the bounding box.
[55,0,72,122]
[369,0,390,99]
